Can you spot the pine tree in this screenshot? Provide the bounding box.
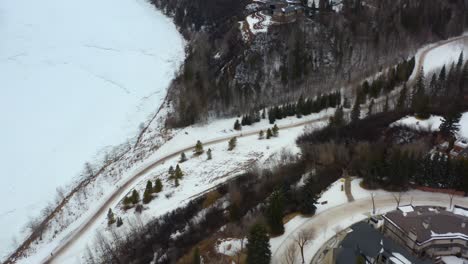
[168,166,175,179]
[246,223,271,264]
[175,164,184,180]
[266,128,272,139]
[193,247,201,264]
[143,180,153,204]
[266,190,285,236]
[351,99,361,123]
[383,96,389,112]
[228,137,237,151]
[272,124,279,137]
[261,109,266,119]
[180,152,188,162]
[207,148,212,160]
[194,140,204,155]
[234,119,241,130]
[131,189,140,204]
[440,105,462,138]
[329,107,345,128]
[457,51,464,73]
[299,177,319,215]
[396,83,408,111]
[259,130,264,139]
[154,179,163,193]
[367,99,374,116]
[343,97,351,108]
[107,208,116,226]
[412,71,430,120]
[116,217,123,227]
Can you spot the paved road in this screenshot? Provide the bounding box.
[41,34,468,264]
[272,192,468,264]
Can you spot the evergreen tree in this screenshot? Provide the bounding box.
[180,152,188,162]
[299,177,319,215]
[396,83,408,111]
[266,128,272,139]
[259,130,264,139]
[207,148,212,160]
[234,119,241,130]
[143,180,153,204]
[246,223,271,264]
[131,189,140,204]
[168,166,175,178]
[268,108,276,124]
[266,190,285,236]
[343,97,351,108]
[272,124,279,137]
[107,208,116,226]
[175,164,184,180]
[228,137,237,151]
[261,109,266,119]
[457,51,464,73]
[329,107,345,128]
[154,179,163,193]
[193,247,201,264]
[116,217,123,227]
[351,99,361,123]
[367,99,375,116]
[194,140,204,155]
[383,96,389,112]
[440,105,462,138]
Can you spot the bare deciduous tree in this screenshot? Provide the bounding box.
[282,243,298,264]
[294,229,315,264]
[392,192,403,209]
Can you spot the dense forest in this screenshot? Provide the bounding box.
[151,0,467,126]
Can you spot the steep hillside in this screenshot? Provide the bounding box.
[151,0,467,126]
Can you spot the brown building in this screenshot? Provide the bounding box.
[382,205,468,259]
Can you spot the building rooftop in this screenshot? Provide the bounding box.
[383,205,468,245]
[336,221,432,264]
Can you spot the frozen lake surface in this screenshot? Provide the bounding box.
[0,0,184,258]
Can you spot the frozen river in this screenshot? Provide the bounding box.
[0,0,184,258]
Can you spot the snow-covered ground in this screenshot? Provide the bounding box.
[442,256,468,264]
[391,112,468,139]
[18,109,330,263]
[423,37,468,74]
[391,115,443,132]
[270,177,468,264]
[0,0,184,259]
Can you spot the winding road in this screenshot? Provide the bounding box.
[272,190,468,264]
[37,34,468,263]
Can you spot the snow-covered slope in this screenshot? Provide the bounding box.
[423,36,468,73]
[0,0,184,259]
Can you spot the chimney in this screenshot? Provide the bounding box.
[462,221,466,228]
[422,218,431,229]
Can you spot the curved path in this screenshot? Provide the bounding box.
[272,192,468,264]
[41,34,468,264]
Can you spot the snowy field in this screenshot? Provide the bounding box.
[0,0,184,259]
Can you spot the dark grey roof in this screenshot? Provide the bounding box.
[383,206,468,244]
[336,221,432,264]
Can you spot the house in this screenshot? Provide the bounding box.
[272,5,304,23]
[326,221,432,264]
[449,139,468,158]
[382,205,468,259]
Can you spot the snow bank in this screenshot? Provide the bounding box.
[216,238,244,256]
[0,0,185,259]
[391,115,443,132]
